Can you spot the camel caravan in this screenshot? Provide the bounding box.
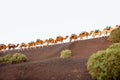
[0,25,120,53]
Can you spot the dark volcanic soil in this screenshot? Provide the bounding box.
[0,37,112,80]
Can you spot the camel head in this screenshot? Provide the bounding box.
[65,35,69,39]
[66,35,69,38]
[16,44,19,47]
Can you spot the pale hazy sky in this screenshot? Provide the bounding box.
[0,0,120,44]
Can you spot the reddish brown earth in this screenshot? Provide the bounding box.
[0,37,112,80]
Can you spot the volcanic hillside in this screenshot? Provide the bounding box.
[0,37,112,80]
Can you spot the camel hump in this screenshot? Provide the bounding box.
[11,44,14,46]
[49,38,53,41]
[21,43,25,45]
[21,43,25,44]
[106,26,111,30]
[71,34,76,38]
[36,39,40,42]
[57,36,61,38]
[29,41,34,44]
[81,31,86,34]
[71,34,75,36]
[95,29,99,33]
[0,44,4,46]
[8,44,14,46]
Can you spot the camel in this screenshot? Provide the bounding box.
[55,35,68,43]
[44,38,55,47]
[90,29,102,38]
[0,44,7,53]
[27,41,36,49]
[7,43,19,50]
[19,43,28,50]
[69,34,79,42]
[103,26,113,36]
[79,31,92,40]
[35,39,45,47]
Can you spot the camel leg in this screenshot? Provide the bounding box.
[3,49,6,53]
[99,32,102,37]
[104,31,107,37]
[104,32,106,37]
[0,50,2,54]
[19,48,22,51]
[39,45,41,48]
[103,31,106,36]
[13,48,15,51]
[61,41,63,44]
[92,34,95,38]
[74,37,77,41]
[86,36,88,39]
[70,38,72,43]
[80,37,83,40]
[47,42,49,47]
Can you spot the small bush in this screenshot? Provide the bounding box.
[0,57,3,63]
[12,53,28,64]
[87,43,120,80]
[108,28,120,43]
[2,54,12,64]
[108,43,120,49]
[0,53,28,64]
[60,49,72,59]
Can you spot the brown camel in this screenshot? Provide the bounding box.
[35,39,45,47]
[103,26,113,36]
[27,41,36,49]
[90,29,102,38]
[0,44,7,53]
[79,31,92,40]
[55,35,68,43]
[19,43,28,50]
[69,34,79,42]
[44,38,55,47]
[7,43,19,50]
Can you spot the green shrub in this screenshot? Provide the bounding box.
[108,28,120,43]
[108,43,120,49]
[60,49,72,59]
[2,54,12,63]
[0,57,3,63]
[87,43,120,80]
[0,53,28,64]
[12,53,28,64]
